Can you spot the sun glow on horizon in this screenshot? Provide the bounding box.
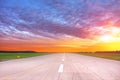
[100,35,114,42]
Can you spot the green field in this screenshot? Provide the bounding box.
[0,53,48,61]
[79,53,120,61]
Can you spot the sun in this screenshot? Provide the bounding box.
[100,35,113,42]
[98,26,120,43]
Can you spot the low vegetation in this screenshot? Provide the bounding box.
[79,53,120,61]
[0,53,48,61]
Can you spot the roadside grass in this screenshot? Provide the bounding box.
[0,53,48,61]
[79,53,120,61]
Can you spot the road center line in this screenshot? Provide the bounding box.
[58,64,64,73]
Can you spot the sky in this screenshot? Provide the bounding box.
[0,0,120,52]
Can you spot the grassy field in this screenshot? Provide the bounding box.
[79,53,120,61]
[0,53,48,61]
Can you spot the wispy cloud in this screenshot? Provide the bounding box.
[0,0,120,42]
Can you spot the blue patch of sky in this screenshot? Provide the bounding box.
[0,0,119,27]
[0,0,69,25]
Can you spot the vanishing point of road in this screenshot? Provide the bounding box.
[0,53,120,80]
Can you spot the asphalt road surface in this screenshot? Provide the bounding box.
[0,53,120,80]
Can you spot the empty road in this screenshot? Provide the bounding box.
[0,53,120,80]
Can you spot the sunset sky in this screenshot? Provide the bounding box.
[0,0,120,52]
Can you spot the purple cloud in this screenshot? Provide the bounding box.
[0,0,120,40]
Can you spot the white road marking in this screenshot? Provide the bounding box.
[58,64,64,73]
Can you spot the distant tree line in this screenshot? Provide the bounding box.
[78,51,120,54]
[95,51,120,54]
[0,51,37,53]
